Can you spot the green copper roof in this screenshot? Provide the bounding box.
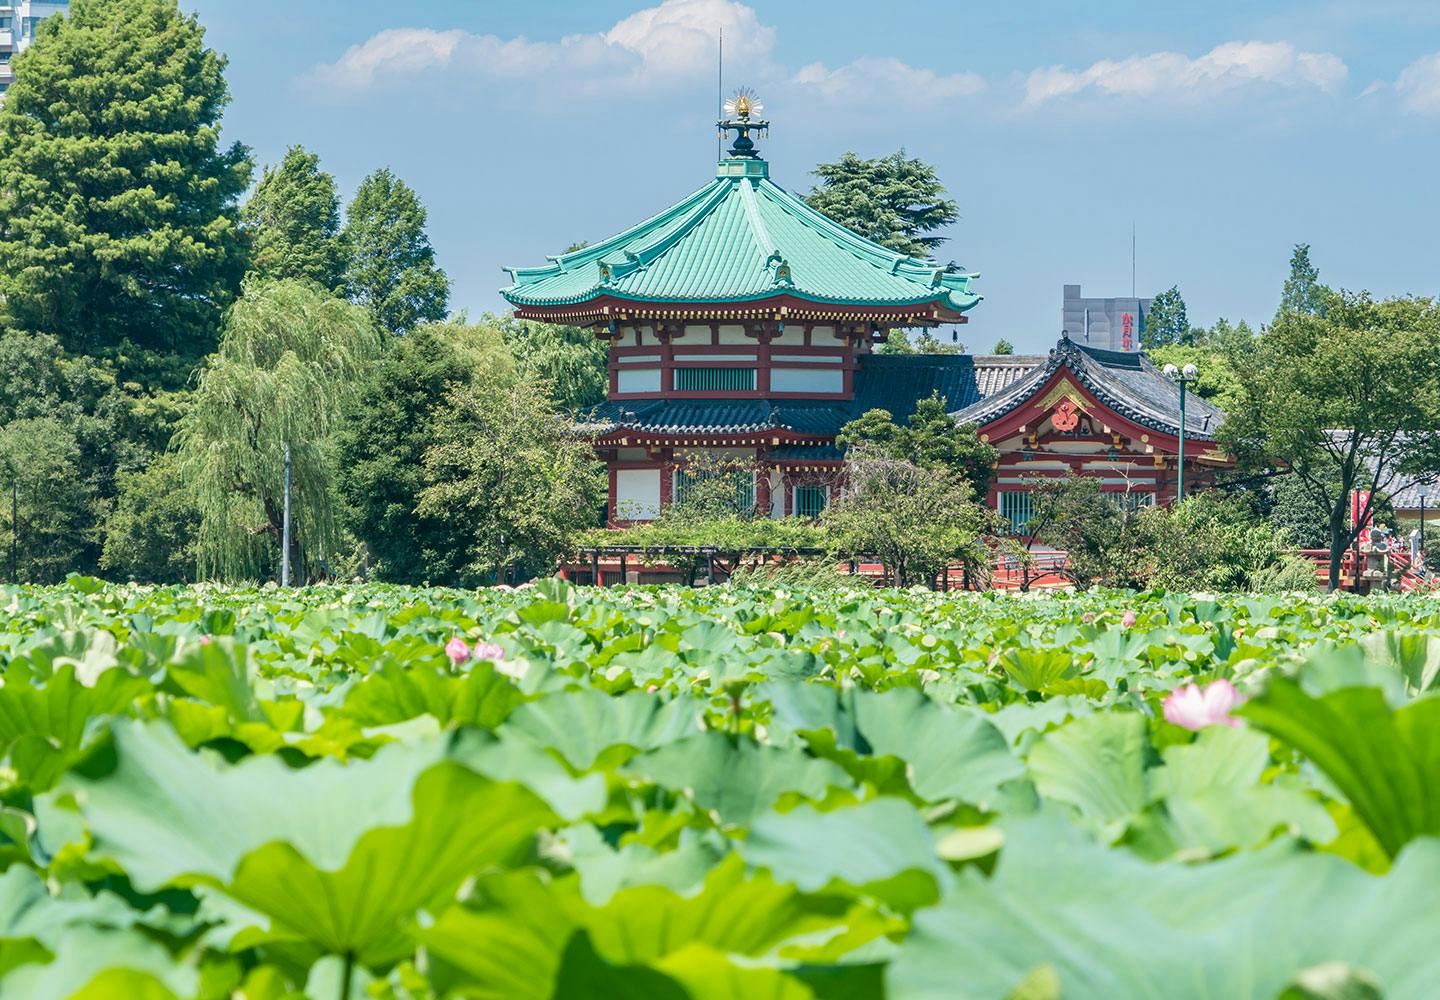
[501,156,980,314]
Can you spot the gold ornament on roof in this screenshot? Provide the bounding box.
[717,87,770,159]
[724,88,763,121]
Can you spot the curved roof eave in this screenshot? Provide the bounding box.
[504,286,982,312]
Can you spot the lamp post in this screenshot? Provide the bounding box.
[1163,363,1199,504]
[280,443,292,587]
[1419,484,1430,570]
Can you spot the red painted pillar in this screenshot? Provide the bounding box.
[659,449,674,512]
[756,459,772,518]
[607,465,618,527]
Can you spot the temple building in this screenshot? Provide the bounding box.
[501,92,1229,530]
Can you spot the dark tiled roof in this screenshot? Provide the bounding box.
[949,336,1226,441]
[1388,475,1437,511]
[852,354,987,418]
[584,352,1043,438]
[1338,435,1440,510]
[584,398,852,436]
[770,443,845,461]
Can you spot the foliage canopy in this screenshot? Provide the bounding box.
[0,0,251,357]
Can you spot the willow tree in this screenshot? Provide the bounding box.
[177,280,380,581]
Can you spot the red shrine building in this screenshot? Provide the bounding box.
[500,93,1230,531]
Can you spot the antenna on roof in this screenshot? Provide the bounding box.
[716,29,723,162]
[1131,222,1136,298]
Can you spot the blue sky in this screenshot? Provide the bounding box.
[187,0,1440,353]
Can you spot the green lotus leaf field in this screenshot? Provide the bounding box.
[1,576,1438,998]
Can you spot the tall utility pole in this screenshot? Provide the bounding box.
[1131,223,1136,298]
[716,29,723,161]
[280,444,292,587]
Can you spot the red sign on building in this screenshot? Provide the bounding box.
[1121,312,1134,351]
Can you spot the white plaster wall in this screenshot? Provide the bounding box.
[771,368,844,393]
[616,368,661,393]
[615,469,661,520]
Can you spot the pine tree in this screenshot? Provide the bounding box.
[806,150,959,258]
[242,145,344,290]
[0,0,251,358]
[1144,286,1191,348]
[992,338,1014,355]
[1279,243,1326,318]
[341,169,450,336]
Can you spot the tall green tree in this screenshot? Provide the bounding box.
[992,338,1015,355]
[337,321,512,583]
[0,0,251,358]
[806,150,959,258]
[838,394,997,493]
[416,374,605,586]
[342,169,450,336]
[0,417,102,583]
[101,452,200,583]
[824,448,990,588]
[1220,292,1440,590]
[1279,243,1327,318]
[176,280,380,581]
[495,315,609,411]
[0,329,136,576]
[1143,286,1191,348]
[241,145,344,290]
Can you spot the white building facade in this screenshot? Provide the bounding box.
[0,2,69,100]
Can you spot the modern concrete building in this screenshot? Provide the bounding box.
[0,2,68,100]
[1062,284,1152,353]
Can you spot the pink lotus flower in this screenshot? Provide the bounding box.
[1163,679,1244,730]
[471,642,505,662]
[199,635,213,646]
[1121,610,1137,629]
[445,637,471,664]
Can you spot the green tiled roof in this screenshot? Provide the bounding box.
[502,157,981,314]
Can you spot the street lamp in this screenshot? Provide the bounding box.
[1419,484,1430,569]
[1163,363,1199,503]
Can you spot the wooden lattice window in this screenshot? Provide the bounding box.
[675,467,755,513]
[997,491,1034,534]
[794,485,828,519]
[673,367,756,392]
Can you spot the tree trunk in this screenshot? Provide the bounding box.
[1327,508,1347,593]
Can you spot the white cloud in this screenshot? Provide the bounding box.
[309,0,772,93]
[605,0,775,76]
[1024,41,1348,107]
[308,0,974,115]
[793,57,985,106]
[1395,52,1440,114]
